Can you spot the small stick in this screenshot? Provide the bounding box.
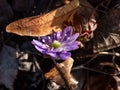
[98,52,120,57]
[52,59,72,90]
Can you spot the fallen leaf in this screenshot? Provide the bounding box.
[45,57,78,89]
[73,0,97,41]
[6,0,79,36]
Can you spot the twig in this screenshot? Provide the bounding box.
[52,59,72,90]
[82,53,99,66]
[111,50,120,76]
[79,1,109,14]
[30,56,45,87]
[72,65,115,76]
[33,56,41,71]
[72,51,120,76]
[98,51,120,57]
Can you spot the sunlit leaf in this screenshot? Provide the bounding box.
[6,0,79,36]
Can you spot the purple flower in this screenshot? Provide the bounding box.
[32,26,79,60]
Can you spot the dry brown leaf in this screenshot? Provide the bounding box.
[45,57,78,89]
[72,0,97,41]
[6,0,79,37]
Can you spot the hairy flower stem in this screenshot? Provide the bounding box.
[52,59,72,90]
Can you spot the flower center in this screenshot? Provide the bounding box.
[52,40,61,48]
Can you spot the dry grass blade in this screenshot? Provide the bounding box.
[6,0,79,37]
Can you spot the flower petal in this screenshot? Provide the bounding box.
[56,31,62,40]
[60,26,73,42]
[39,36,53,45]
[32,39,43,46]
[63,33,79,44]
[46,52,58,58]
[63,26,73,36]
[62,41,79,51]
[34,45,47,54]
[32,39,49,49]
[58,52,71,60]
[54,41,79,52]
